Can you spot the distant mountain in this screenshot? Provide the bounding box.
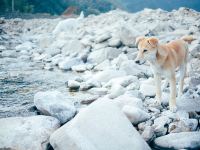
[0,0,199,16]
[111,0,200,12]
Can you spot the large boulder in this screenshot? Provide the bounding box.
[50,99,151,150]
[153,132,200,149]
[34,91,77,124]
[0,116,60,150]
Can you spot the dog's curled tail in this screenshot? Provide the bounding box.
[181,35,196,44]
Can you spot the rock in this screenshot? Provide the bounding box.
[153,132,200,150]
[111,53,129,69]
[0,116,60,150]
[176,110,189,120]
[88,87,108,96]
[34,91,76,124]
[120,60,152,76]
[190,43,200,58]
[45,48,61,57]
[153,116,171,136]
[108,84,126,99]
[139,83,156,97]
[118,26,139,47]
[114,94,143,109]
[94,59,111,71]
[72,64,87,72]
[108,38,121,47]
[142,126,155,143]
[95,33,111,43]
[50,99,150,150]
[168,119,198,133]
[122,105,150,125]
[105,75,138,88]
[61,39,85,54]
[0,45,6,50]
[88,47,121,64]
[15,42,34,51]
[67,80,80,91]
[58,58,82,71]
[93,69,126,83]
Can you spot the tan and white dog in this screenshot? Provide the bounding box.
[135,36,194,112]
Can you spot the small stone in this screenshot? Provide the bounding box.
[142,126,155,143]
[67,80,80,91]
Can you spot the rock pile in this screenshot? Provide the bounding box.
[0,7,200,150]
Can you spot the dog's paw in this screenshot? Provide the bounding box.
[169,105,177,113]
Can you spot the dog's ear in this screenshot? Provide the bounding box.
[135,36,145,47]
[147,37,158,48]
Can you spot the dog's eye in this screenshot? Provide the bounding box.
[143,49,148,53]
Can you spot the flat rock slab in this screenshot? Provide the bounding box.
[0,115,60,150]
[153,132,200,149]
[34,90,77,124]
[50,99,150,150]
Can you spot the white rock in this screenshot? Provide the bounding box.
[67,80,80,91]
[34,91,76,124]
[108,38,121,47]
[105,75,138,88]
[88,87,108,96]
[58,58,82,70]
[72,64,87,72]
[95,33,111,43]
[111,53,129,69]
[15,42,34,51]
[94,59,111,71]
[61,39,85,54]
[93,69,126,83]
[0,116,60,150]
[50,99,150,150]
[168,119,198,133]
[154,132,200,150]
[120,60,152,76]
[118,26,139,47]
[108,84,126,99]
[114,94,143,109]
[139,83,156,97]
[142,126,155,143]
[88,47,121,64]
[122,105,150,125]
[53,13,84,35]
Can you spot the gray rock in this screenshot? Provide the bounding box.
[153,132,200,150]
[0,116,60,150]
[108,84,126,99]
[34,91,76,124]
[50,99,151,150]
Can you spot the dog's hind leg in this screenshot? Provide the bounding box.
[178,63,186,98]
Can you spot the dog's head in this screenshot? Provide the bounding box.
[134,36,158,65]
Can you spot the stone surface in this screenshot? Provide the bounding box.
[153,132,200,150]
[0,116,60,150]
[50,99,150,150]
[34,91,76,124]
[122,105,150,125]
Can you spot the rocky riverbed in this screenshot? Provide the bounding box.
[0,7,200,150]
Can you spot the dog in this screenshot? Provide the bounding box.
[134,36,194,112]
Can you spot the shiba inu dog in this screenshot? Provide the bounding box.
[135,36,194,112]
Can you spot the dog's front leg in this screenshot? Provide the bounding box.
[169,75,177,112]
[155,74,162,105]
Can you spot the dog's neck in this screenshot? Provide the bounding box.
[150,44,167,66]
